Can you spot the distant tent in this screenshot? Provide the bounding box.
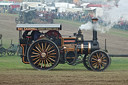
[86,4,110,8]
[10,3,20,9]
[87,4,102,8]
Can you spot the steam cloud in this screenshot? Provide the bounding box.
[79,22,92,31]
[103,0,128,23]
[79,22,111,33]
[79,0,128,33]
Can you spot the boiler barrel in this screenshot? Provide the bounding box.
[77,41,99,54]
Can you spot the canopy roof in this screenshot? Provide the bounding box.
[16,24,62,31]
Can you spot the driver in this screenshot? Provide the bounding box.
[31,30,42,41]
[23,30,31,38]
[23,30,42,41]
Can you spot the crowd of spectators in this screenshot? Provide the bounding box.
[0,6,19,14]
[113,20,128,30]
[9,7,128,31]
[56,12,93,23]
[55,12,128,30]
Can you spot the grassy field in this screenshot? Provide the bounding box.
[0,55,128,71]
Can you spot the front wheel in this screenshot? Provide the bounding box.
[83,54,92,71]
[27,39,60,70]
[89,50,111,71]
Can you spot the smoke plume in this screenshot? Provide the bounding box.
[79,0,128,33]
[103,0,128,23]
[79,22,111,33]
[79,22,92,31]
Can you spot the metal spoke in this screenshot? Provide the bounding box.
[45,44,50,52]
[46,59,50,67]
[42,43,44,52]
[102,57,106,59]
[47,49,55,54]
[34,59,40,64]
[48,56,56,58]
[31,54,40,58]
[91,60,97,63]
[44,60,46,67]
[101,53,104,59]
[48,53,56,56]
[96,53,99,58]
[96,63,99,69]
[101,63,104,67]
[44,42,47,50]
[92,62,97,66]
[32,52,39,55]
[41,60,43,68]
[99,64,101,70]
[47,46,54,51]
[33,57,39,61]
[93,55,98,59]
[33,49,40,53]
[102,62,107,65]
[102,60,107,62]
[47,58,53,65]
[92,58,97,61]
[48,57,55,62]
[38,43,43,52]
[35,46,42,53]
[99,52,102,58]
[37,60,41,66]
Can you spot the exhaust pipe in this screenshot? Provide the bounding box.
[92,17,98,44]
[93,29,97,41]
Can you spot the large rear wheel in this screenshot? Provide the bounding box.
[27,39,60,70]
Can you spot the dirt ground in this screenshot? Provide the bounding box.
[0,14,128,85]
[0,69,128,85]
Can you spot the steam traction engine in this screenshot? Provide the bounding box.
[16,18,111,71]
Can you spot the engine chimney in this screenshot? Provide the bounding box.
[93,29,97,41]
[92,17,98,44]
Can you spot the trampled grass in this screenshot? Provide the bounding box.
[0,55,128,85]
[0,13,18,17]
